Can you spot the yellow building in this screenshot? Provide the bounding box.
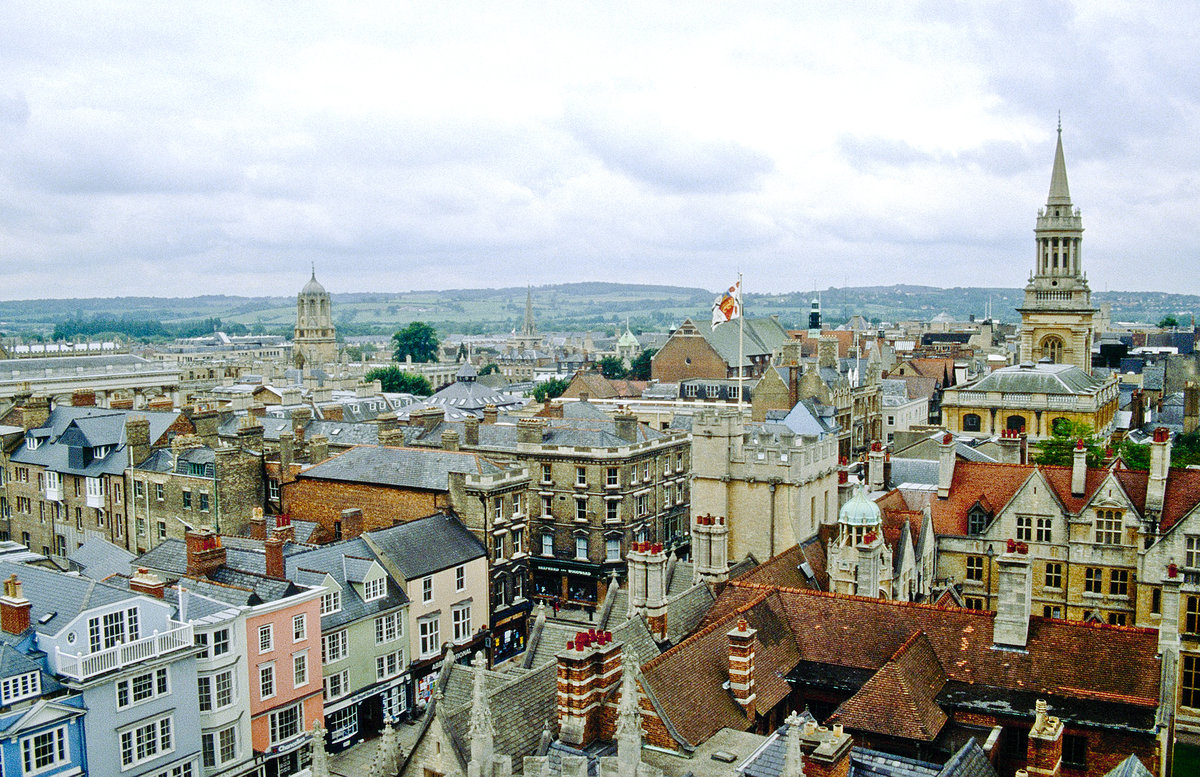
[940,361,1119,440]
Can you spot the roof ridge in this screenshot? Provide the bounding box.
[728,581,999,618]
[1030,613,1157,636]
[888,629,926,662]
[641,588,771,672]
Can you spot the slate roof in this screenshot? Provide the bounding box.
[297,445,507,490]
[11,407,182,477]
[67,537,136,581]
[439,658,560,771]
[0,560,141,638]
[961,363,1105,395]
[639,581,1162,749]
[0,642,65,699]
[1103,754,1153,777]
[235,416,382,447]
[285,538,408,630]
[402,374,527,417]
[363,512,486,579]
[705,317,791,368]
[134,445,215,477]
[133,538,310,605]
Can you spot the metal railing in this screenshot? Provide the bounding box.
[55,622,193,681]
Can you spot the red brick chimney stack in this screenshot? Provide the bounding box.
[129,567,166,599]
[265,534,286,579]
[184,530,227,577]
[1025,699,1065,777]
[556,630,621,747]
[0,575,31,635]
[728,618,757,719]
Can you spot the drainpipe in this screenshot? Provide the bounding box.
[769,483,777,558]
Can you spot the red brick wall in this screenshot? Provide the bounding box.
[651,336,728,383]
[282,477,445,536]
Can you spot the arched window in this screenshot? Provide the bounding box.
[1006,415,1026,432]
[1041,335,1065,363]
[963,413,982,432]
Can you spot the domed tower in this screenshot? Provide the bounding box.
[1017,120,1095,373]
[293,269,337,369]
[828,485,893,599]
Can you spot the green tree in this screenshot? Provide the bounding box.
[364,366,433,396]
[532,378,569,403]
[598,355,627,379]
[1159,315,1180,328]
[627,348,657,380]
[1174,430,1200,467]
[392,322,439,363]
[1118,440,1151,470]
[480,363,500,375]
[1032,419,1105,468]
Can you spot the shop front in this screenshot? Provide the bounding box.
[324,675,411,752]
[531,557,623,615]
[490,600,532,666]
[410,631,489,709]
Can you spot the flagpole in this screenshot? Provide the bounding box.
[737,272,744,413]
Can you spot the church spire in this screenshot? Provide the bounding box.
[1047,117,1072,206]
[522,285,537,337]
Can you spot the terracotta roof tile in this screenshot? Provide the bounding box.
[931,461,1200,536]
[639,581,1161,748]
[830,631,948,741]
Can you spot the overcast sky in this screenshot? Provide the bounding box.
[1,2,1197,300]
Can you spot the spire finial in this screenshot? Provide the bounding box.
[311,262,316,279]
[1057,111,1062,133]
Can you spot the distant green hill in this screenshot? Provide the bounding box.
[1,283,1196,340]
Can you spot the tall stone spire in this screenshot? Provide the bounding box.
[1017,119,1095,373]
[616,649,643,773]
[467,651,495,775]
[1047,118,1072,206]
[522,286,537,338]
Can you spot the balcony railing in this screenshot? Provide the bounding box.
[55,622,194,681]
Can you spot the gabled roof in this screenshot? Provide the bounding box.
[11,407,183,477]
[830,631,948,741]
[0,560,146,638]
[641,581,1161,749]
[297,445,507,490]
[705,317,791,367]
[285,539,407,629]
[930,460,1200,534]
[364,512,486,579]
[67,538,136,582]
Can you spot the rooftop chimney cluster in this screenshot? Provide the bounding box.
[557,630,622,748]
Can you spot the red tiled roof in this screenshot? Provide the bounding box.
[830,631,948,741]
[930,461,1200,535]
[638,581,1161,748]
[733,543,825,592]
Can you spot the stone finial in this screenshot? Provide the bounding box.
[468,650,495,771]
[310,719,330,777]
[783,711,806,777]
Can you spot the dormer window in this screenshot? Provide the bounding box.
[362,577,386,602]
[1,671,40,704]
[967,506,989,536]
[92,445,112,459]
[25,436,39,451]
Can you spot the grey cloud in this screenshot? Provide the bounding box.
[563,109,773,194]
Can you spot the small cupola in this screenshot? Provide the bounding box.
[839,485,882,547]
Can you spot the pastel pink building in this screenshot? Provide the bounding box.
[246,584,323,776]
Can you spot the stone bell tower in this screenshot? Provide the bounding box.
[1017,119,1095,373]
[293,268,337,369]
